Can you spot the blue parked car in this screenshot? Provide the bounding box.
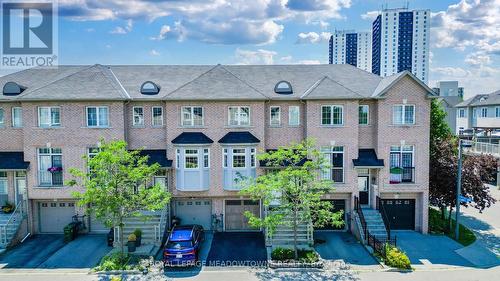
[164,225,204,266]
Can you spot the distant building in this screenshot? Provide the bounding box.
[329,30,372,72]
[433,81,464,99]
[371,8,430,83]
[456,90,500,134]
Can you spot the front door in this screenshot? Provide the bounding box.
[15,177,26,205]
[358,176,369,205]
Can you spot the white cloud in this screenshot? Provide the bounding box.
[431,65,500,98]
[465,52,492,66]
[110,19,133,34]
[149,49,160,56]
[361,10,378,21]
[59,0,352,45]
[150,25,171,41]
[235,49,277,65]
[297,59,321,64]
[296,32,331,44]
[280,55,293,62]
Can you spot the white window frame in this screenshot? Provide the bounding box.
[392,104,415,125]
[184,149,199,170]
[270,106,281,126]
[223,148,228,168]
[38,106,61,128]
[0,108,4,127]
[250,148,256,168]
[86,106,109,127]
[480,107,488,118]
[232,148,247,169]
[181,106,204,127]
[321,146,345,183]
[133,106,144,126]
[152,106,163,127]
[359,105,369,125]
[37,147,63,186]
[12,107,22,128]
[288,106,300,126]
[228,106,251,126]
[203,148,210,168]
[0,172,7,195]
[321,105,344,126]
[175,149,180,169]
[458,108,466,118]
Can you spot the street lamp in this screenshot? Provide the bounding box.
[455,139,472,240]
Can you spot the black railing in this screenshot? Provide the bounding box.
[376,196,392,240]
[354,196,368,239]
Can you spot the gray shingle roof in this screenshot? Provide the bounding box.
[456,90,500,107]
[0,64,434,101]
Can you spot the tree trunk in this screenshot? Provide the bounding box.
[293,206,298,260]
[447,205,453,233]
[440,205,445,220]
[120,219,124,257]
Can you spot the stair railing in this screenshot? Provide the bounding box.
[354,196,368,239]
[376,196,392,240]
[157,204,169,243]
[0,201,23,245]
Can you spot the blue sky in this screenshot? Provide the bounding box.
[15,1,500,97]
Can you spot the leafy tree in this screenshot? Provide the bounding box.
[430,99,453,156]
[429,137,497,232]
[240,139,343,259]
[67,140,171,255]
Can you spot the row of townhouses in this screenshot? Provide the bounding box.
[0,64,434,248]
[456,90,500,134]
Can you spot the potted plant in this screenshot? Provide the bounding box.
[127,233,137,252]
[1,202,14,214]
[47,166,63,173]
[133,229,142,247]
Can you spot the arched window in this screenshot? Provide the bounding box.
[140,81,160,95]
[3,82,26,96]
[274,81,293,94]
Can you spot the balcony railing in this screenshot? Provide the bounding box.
[389,167,415,184]
[39,170,63,186]
[464,141,500,158]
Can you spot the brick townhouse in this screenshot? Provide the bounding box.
[0,64,434,248]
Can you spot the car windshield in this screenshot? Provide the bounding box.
[166,240,192,249]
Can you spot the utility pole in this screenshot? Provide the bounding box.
[455,139,463,240]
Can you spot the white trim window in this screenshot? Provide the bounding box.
[270,106,281,126]
[232,148,246,168]
[203,149,210,168]
[181,106,203,127]
[480,107,488,118]
[392,104,415,125]
[250,148,256,168]
[321,105,343,126]
[223,148,228,168]
[12,107,22,128]
[0,172,7,195]
[38,107,61,127]
[154,169,168,190]
[321,146,344,183]
[184,149,199,169]
[87,147,101,173]
[175,149,180,169]
[152,106,163,126]
[38,148,63,186]
[389,145,415,184]
[289,106,300,126]
[458,108,466,118]
[228,106,250,126]
[133,107,144,126]
[86,106,109,127]
[359,105,369,125]
[0,108,4,127]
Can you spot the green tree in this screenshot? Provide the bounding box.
[240,139,343,259]
[67,140,171,256]
[430,99,453,156]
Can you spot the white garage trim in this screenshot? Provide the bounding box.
[38,201,76,233]
[174,199,212,230]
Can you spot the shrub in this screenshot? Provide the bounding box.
[95,252,131,271]
[128,233,137,242]
[298,250,319,263]
[385,245,411,270]
[133,229,142,237]
[271,247,294,261]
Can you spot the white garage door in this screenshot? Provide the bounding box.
[39,202,76,233]
[89,213,110,233]
[225,200,260,231]
[175,200,212,230]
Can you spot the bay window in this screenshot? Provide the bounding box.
[175,147,210,191]
[223,147,257,190]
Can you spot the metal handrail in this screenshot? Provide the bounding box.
[354,196,368,239]
[376,196,392,239]
[157,204,169,243]
[1,201,23,245]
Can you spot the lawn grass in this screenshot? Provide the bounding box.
[428,208,476,246]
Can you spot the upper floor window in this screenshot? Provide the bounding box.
[270,106,281,126]
[289,106,300,126]
[229,106,250,126]
[359,105,369,125]
[480,107,488,118]
[182,106,203,127]
[496,107,500,118]
[86,106,109,127]
[38,107,61,128]
[38,148,63,186]
[389,145,414,184]
[152,106,163,126]
[0,108,4,127]
[458,108,466,118]
[321,146,344,183]
[133,107,144,126]
[392,104,415,125]
[12,107,22,128]
[321,105,343,126]
[184,149,199,169]
[87,147,101,173]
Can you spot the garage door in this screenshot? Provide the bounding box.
[225,200,260,231]
[39,202,76,233]
[175,200,212,230]
[314,199,346,230]
[89,213,110,233]
[381,199,415,230]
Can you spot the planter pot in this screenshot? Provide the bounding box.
[135,236,142,247]
[128,241,136,252]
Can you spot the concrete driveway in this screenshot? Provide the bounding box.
[394,231,473,267]
[0,234,111,269]
[314,232,378,267]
